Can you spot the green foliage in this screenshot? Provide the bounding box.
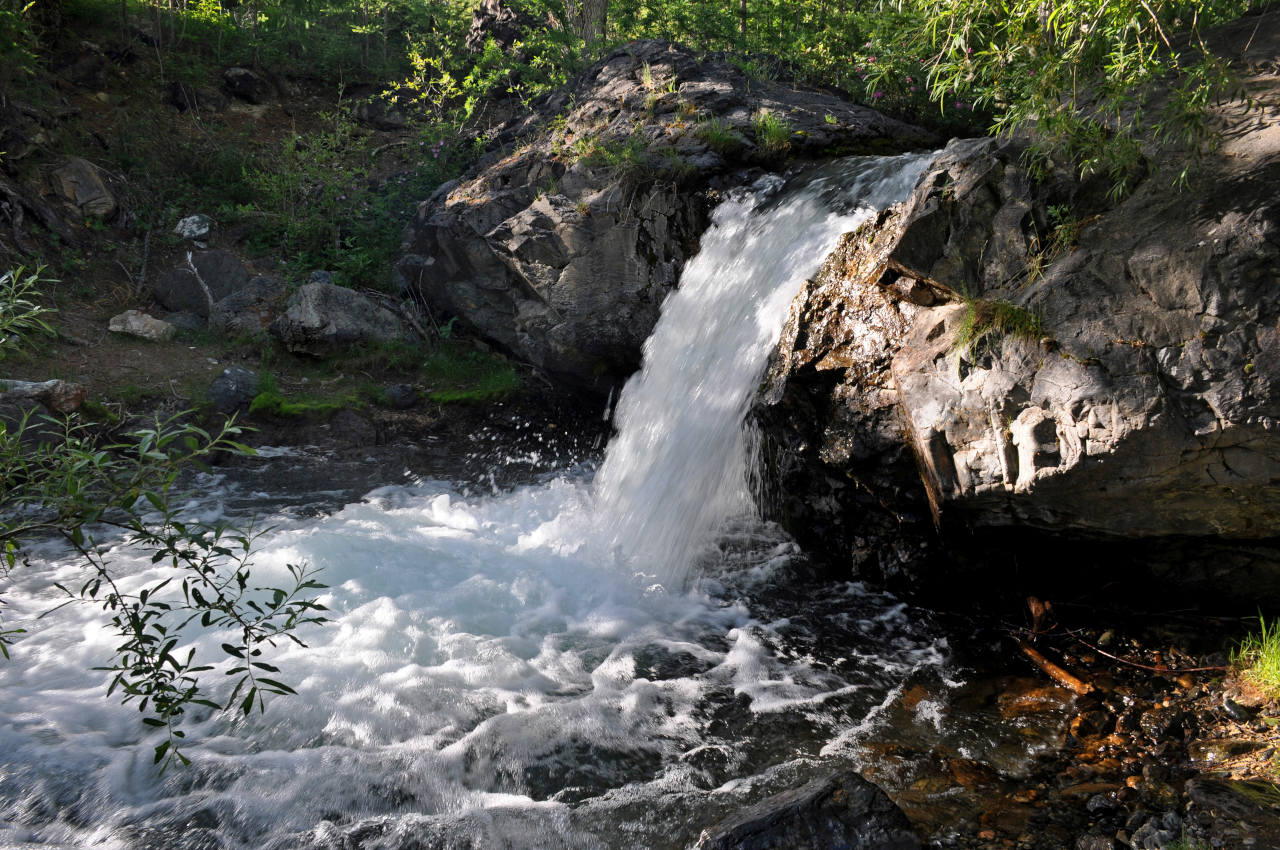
[1234,615,1280,699]
[0,0,39,90]
[249,371,351,419]
[953,298,1044,358]
[0,412,327,769]
[421,341,521,404]
[752,109,792,154]
[247,116,466,289]
[0,265,56,358]
[919,0,1261,193]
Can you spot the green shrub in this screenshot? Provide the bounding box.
[0,265,55,359]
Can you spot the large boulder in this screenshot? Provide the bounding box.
[268,282,405,355]
[753,10,1280,597]
[210,275,287,339]
[396,40,933,392]
[152,250,251,317]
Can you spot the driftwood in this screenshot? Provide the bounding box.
[0,378,87,414]
[1019,640,1094,696]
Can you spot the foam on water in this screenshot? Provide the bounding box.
[0,154,942,850]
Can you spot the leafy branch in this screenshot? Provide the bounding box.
[1,412,328,771]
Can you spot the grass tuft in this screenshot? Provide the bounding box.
[1234,615,1280,699]
[953,298,1044,359]
[421,342,520,404]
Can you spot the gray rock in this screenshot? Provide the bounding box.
[52,157,116,219]
[384,383,418,409]
[396,39,933,391]
[152,250,251,317]
[309,270,334,286]
[752,11,1280,593]
[269,283,404,355]
[222,67,272,104]
[163,311,206,332]
[174,214,213,242]
[351,98,407,131]
[207,366,259,415]
[166,81,228,113]
[210,276,287,339]
[108,310,176,342]
[0,378,87,414]
[693,772,919,850]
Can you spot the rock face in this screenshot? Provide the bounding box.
[396,39,933,390]
[51,157,117,219]
[753,11,1280,596]
[693,772,920,850]
[269,282,405,355]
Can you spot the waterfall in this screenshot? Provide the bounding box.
[592,153,934,587]
[0,152,947,850]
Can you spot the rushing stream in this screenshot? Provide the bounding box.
[0,154,958,850]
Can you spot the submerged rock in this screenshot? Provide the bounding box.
[693,772,920,850]
[397,39,933,391]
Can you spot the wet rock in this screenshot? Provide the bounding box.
[222,67,272,104]
[209,275,287,339]
[1072,711,1115,738]
[1188,737,1267,765]
[693,771,920,850]
[1138,709,1183,744]
[152,250,252,317]
[269,283,405,355]
[1129,812,1182,850]
[998,682,1074,718]
[207,366,259,415]
[108,309,176,342]
[52,157,117,219]
[1075,834,1116,850]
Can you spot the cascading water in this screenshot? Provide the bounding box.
[0,154,942,850]
[593,154,933,586]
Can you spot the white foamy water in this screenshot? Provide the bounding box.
[0,154,939,850]
[593,153,933,586]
